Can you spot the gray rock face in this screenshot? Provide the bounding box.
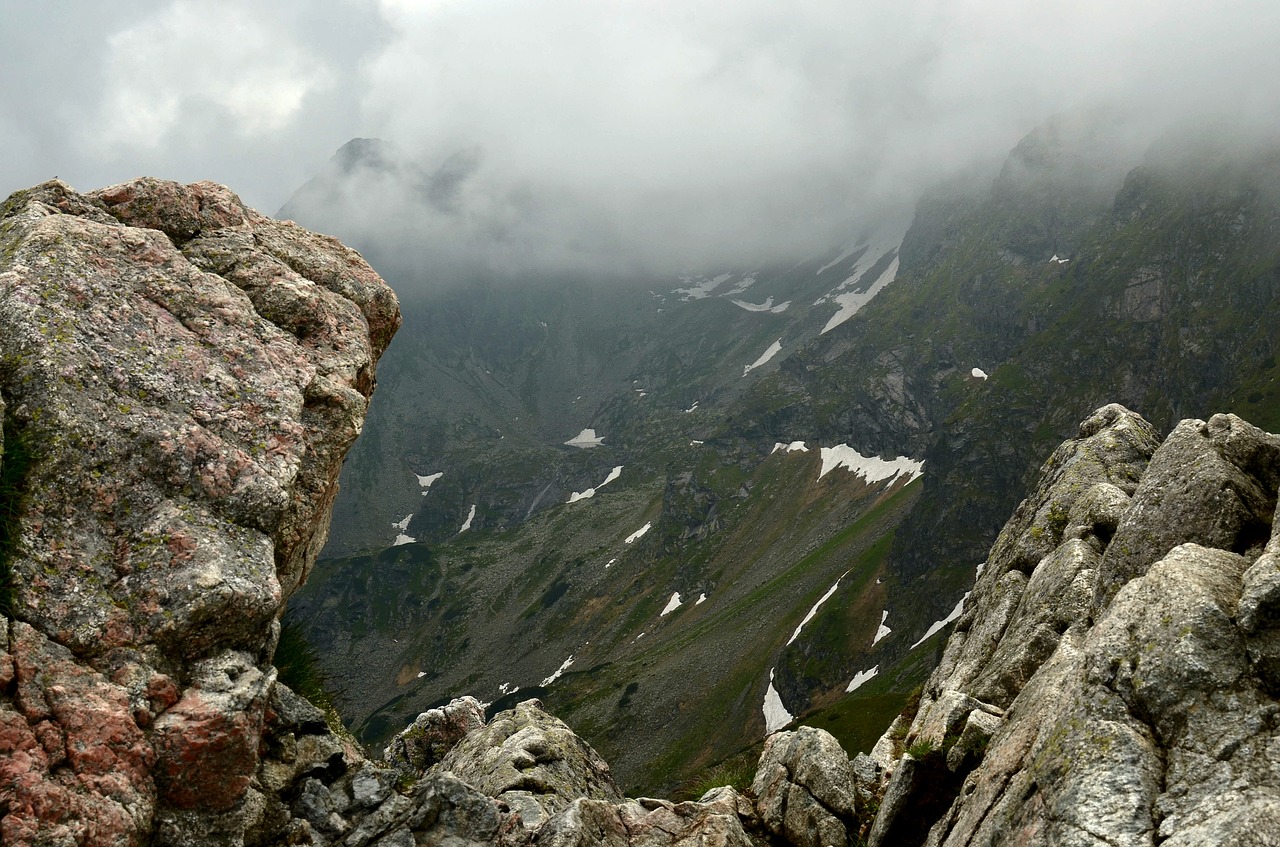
[866,405,1280,847]
[436,700,622,829]
[0,178,399,845]
[384,695,487,775]
[752,726,858,847]
[1094,413,1280,609]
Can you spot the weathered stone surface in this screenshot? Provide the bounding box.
[944,709,1000,773]
[537,790,761,847]
[1094,414,1279,609]
[1,620,156,847]
[861,406,1280,847]
[0,178,399,844]
[752,726,857,847]
[437,700,622,827]
[896,406,1156,789]
[385,695,487,775]
[985,403,1159,576]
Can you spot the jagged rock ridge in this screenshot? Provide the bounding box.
[868,404,1280,846]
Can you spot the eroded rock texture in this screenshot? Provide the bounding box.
[0,178,399,845]
[868,405,1280,847]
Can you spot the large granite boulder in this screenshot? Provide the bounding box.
[0,178,399,845]
[436,699,623,831]
[752,726,858,847]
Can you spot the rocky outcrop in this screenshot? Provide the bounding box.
[867,405,1280,846]
[0,178,399,845]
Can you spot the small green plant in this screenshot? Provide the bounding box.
[0,413,35,618]
[674,749,759,801]
[275,619,348,738]
[905,739,938,759]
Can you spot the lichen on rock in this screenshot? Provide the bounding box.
[0,177,399,845]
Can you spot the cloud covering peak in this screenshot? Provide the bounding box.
[3,0,1278,280]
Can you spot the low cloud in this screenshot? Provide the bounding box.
[4,0,1279,287]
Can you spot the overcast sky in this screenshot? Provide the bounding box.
[3,0,1279,278]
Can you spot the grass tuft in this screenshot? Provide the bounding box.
[275,618,349,738]
[0,413,35,618]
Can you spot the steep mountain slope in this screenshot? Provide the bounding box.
[755,119,1280,721]
[284,117,1280,794]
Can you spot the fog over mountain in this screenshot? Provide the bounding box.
[4,0,1279,285]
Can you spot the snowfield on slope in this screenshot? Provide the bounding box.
[872,610,892,645]
[457,504,476,534]
[731,296,791,313]
[565,428,605,448]
[743,339,783,376]
[568,465,623,503]
[391,513,414,546]
[660,592,683,616]
[763,668,794,734]
[788,574,846,645]
[819,444,924,483]
[415,471,443,493]
[624,522,651,544]
[541,655,575,687]
[846,666,879,693]
[911,592,970,649]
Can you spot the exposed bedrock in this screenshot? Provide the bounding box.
[868,405,1280,847]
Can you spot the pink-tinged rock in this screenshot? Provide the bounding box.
[151,652,271,812]
[0,177,399,843]
[2,622,155,846]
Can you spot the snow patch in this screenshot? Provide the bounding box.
[457,504,476,534]
[541,655,575,687]
[724,273,758,295]
[731,296,791,314]
[415,472,443,493]
[568,465,624,503]
[763,668,795,734]
[660,592,683,616]
[817,242,866,276]
[872,610,892,645]
[673,272,732,300]
[1049,254,1070,264]
[565,428,604,448]
[684,402,700,413]
[772,441,809,454]
[416,671,427,678]
[624,522,651,544]
[743,339,783,376]
[605,558,617,568]
[910,593,971,649]
[696,593,707,605]
[971,367,989,380]
[391,513,415,546]
[497,682,519,695]
[821,255,899,334]
[690,440,704,446]
[846,666,880,693]
[819,445,924,484]
[788,575,846,645]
